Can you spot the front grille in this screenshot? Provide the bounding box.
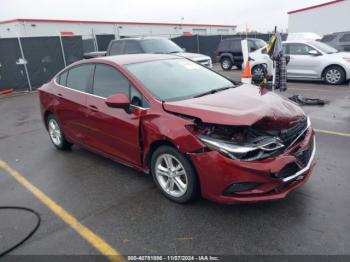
[294,139,314,166]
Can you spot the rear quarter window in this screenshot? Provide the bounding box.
[58,71,68,86]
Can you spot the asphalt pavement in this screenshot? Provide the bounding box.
[0,66,349,260]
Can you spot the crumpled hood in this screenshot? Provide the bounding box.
[163,84,305,129]
[175,52,211,61]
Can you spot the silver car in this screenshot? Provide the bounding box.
[250,40,350,85]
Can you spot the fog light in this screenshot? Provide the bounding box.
[223,182,261,195]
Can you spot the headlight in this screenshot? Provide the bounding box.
[198,135,284,161]
[343,57,350,63]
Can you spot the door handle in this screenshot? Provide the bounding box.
[88,105,99,112]
[57,93,63,97]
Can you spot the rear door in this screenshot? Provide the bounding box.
[54,64,93,143]
[85,63,148,166]
[230,40,243,64]
[284,43,322,78]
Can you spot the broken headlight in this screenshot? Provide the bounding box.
[198,135,284,161]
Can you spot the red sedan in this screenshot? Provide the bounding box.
[38,54,316,204]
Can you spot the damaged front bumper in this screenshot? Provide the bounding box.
[190,127,316,204]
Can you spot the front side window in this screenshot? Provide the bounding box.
[286,43,315,55]
[126,58,234,102]
[93,64,129,98]
[93,64,149,107]
[66,64,94,92]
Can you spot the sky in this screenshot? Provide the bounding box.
[0,0,330,32]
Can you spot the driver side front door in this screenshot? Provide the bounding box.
[84,63,148,167]
[284,43,322,79]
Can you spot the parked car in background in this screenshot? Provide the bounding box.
[249,40,350,85]
[321,31,350,52]
[38,54,316,204]
[84,37,212,67]
[215,38,267,70]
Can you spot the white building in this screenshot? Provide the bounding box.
[0,18,237,39]
[288,0,350,35]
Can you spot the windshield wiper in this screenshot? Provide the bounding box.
[193,86,233,98]
[168,51,182,54]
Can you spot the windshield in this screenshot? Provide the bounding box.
[309,41,338,54]
[248,39,267,52]
[126,59,234,102]
[140,39,183,54]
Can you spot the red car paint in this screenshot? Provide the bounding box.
[38,54,316,204]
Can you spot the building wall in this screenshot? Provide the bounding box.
[0,20,236,38]
[288,0,350,35]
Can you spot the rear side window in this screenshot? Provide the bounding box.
[109,41,124,55]
[218,40,230,50]
[93,64,129,98]
[58,71,68,86]
[66,64,94,92]
[124,41,143,54]
[230,40,241,52]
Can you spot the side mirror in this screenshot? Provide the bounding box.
[105,93,130,108]
[182,47,186,52]
[308,50,320,56]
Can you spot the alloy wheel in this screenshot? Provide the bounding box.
[48,118,62,146]
[155,153,188,198]
[325,69,341,84]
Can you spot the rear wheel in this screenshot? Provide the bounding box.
[47,114,72,150]
[151,146,199,203]
[324,66,345,85]
[220,57,233,71]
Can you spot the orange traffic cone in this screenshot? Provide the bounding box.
[241,61,252,84]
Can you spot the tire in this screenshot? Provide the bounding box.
[252,65,266,78]
[323,66,346,85]
[46,114,72,150]
[151,145,199,203]
[220,57,233,71]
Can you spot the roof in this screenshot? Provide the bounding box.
[0,18,236,28]
[93,53,182,66]
[288,0,345,14]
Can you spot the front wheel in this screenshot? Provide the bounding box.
[324,66,345,85]
[151,146,199,203]
[252,64,267,78]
